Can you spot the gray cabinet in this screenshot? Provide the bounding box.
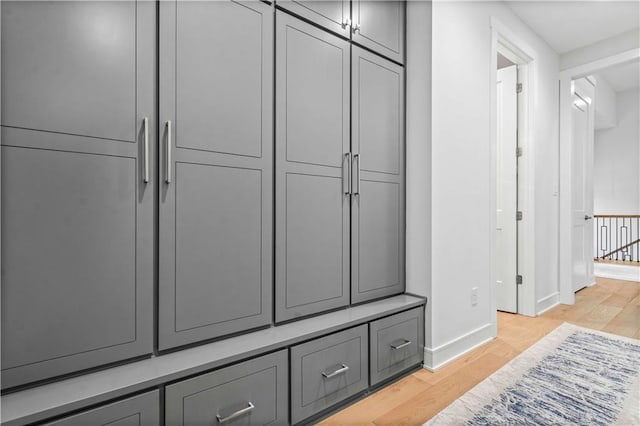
[165,350,288,426]
[369,307,423,385]
[352,0,405,64]
[1,0,155,389]
[290,325,368,424]
[44,390,160,426]
[276,0,351,38]
[158,0,273,350]
[275,12,351,322]
[351,46,405,304]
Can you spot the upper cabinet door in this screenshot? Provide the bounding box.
[1,1,155,389]
[275,12,351,322]
[351,46,405,304]
[158,0,273,350]
[277,0,351,38]
[352,0,405,64]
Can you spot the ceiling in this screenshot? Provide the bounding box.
[507,1,640,54]
[594,60,640,92]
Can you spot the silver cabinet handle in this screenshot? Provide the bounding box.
[584,215,593,221]
[353,154,361,195]
[322,364,349,379]
[341,17,352,30]
[353,23,361,33]
[142,117,149,183]
[343,153,352,195]
[165,120,172,184]
[390,339,412,350]
[216,402,255,424]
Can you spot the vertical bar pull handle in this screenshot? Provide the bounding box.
[142,117,149,183]
[343,153,352,195]
[165,120,172,184]
[353,154,361,195]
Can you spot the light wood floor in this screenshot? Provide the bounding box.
[320,277,640,425]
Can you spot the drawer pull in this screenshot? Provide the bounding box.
[322,364,349,379]
[216,402,255,424]
[390,339,412,350]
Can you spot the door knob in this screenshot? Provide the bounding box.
[584,215,593,221]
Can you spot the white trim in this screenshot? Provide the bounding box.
[536,292,560,316]
[423,323,495,371]
[490,17,537,317]
[594,263,640,282]
[558,49,640,305]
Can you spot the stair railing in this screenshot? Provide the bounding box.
[594,215,640,262]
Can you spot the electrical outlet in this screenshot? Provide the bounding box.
[471,287,479,306]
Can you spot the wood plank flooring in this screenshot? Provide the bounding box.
[320,277,640,425]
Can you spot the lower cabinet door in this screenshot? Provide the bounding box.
[369,308,424,385]
[165,350,288,425]
[44,390,160,426]
[290,325,368,424]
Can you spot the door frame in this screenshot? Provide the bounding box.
[490,17,536,324]
[558,48,640,304]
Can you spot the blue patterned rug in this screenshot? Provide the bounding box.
[427,323,640,425]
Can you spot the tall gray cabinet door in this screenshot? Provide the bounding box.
[276,0,351,38]
[352,0,405,64]
[158,0,273,350]
[1,1,155,389]
[275,12,350,322]
[351,46,405,304]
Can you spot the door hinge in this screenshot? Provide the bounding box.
[516,275,523,285]
[516,211,523,221]
[516,147,523,157]
[516,83,523,93]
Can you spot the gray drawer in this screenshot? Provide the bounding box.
[165,350,288,426]
[290,325,368,424]
[44,390,160,426]
[370,307,424,385]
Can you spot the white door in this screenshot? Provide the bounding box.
[496,65,518,313]
[571,80,595,292]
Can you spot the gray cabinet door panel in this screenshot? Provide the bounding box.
[275,12,350,322]
[44,390,160,426]
[1,1,139,142]
[369,307,424,385]
[277,0,350,39]
[1,0,155,389]
[351,47,405,304]
[356,180,402,296]
[352,0,405,64]
[165,350,288,426]
[290,325,368,423]
[159,0,273,350]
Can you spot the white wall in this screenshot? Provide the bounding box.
[594,77,617,130]
[560,29,640,70]
[425,1,560,368]
[594,89,640,214]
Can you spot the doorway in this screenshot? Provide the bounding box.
[496,53,519,313]
[559,51,640,304]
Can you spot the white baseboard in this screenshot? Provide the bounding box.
[423,323,495,371]
[594,263,640,282]
[536,292,560,315]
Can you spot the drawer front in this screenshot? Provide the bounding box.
[370,307,424,385]
[44,390,160,426]
[165,350,288,426]
[290,325,368,424]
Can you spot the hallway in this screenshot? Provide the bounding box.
[321,277,640,425]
